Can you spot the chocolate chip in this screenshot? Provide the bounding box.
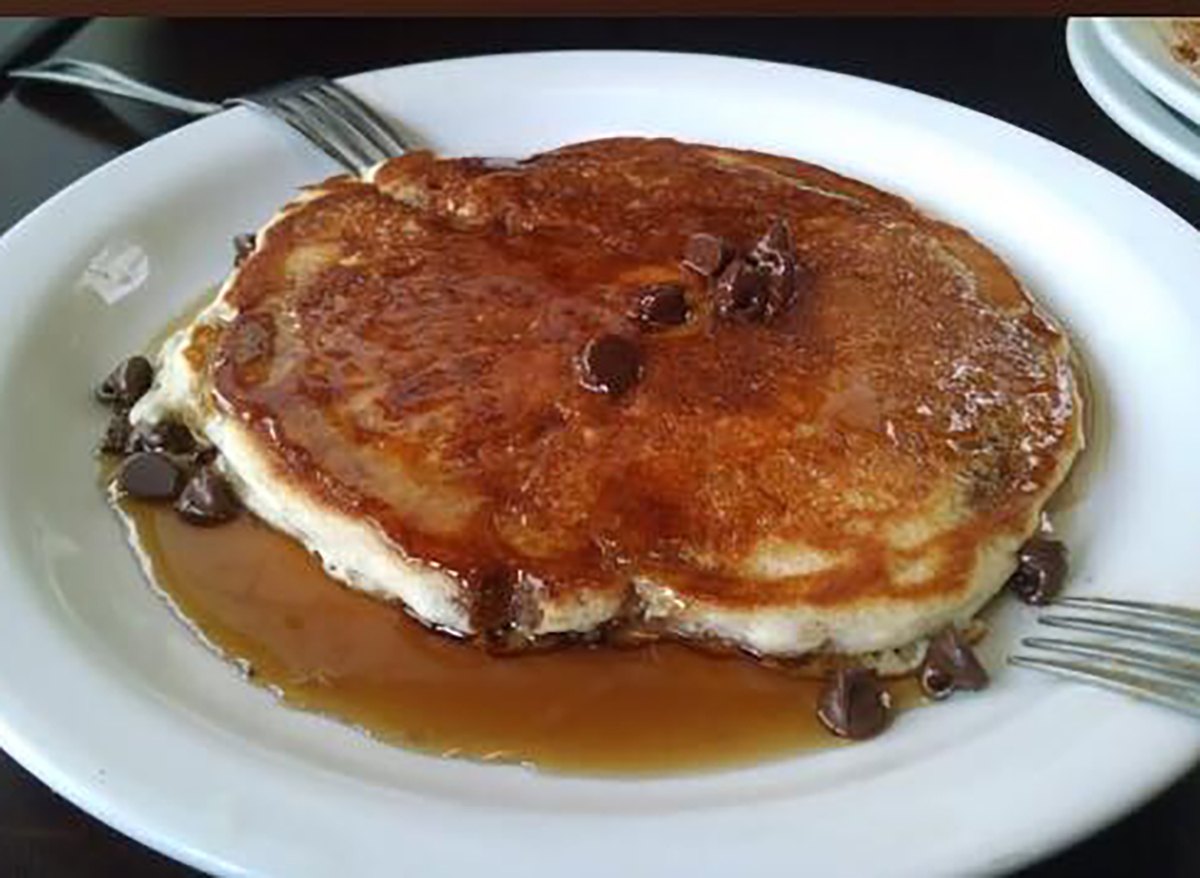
[98,411,133,456]
[578,335,642,396]
[631,284,689,328]
[750,217,793,268]
[707,219,804,324]
[1007,537,1068,605]
[233,233,256,266]
[175,466,240,526]
[919,628,988,699]
[919,665,956,701]
[816,667,891,740]
[466,566,532,653]
[682,233,732,277]
[116,452,186,501]
[747,218,799,320]
[96,356,153,408]
[714,257,767,320]
[129,419,197,455]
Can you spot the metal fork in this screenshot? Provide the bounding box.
[8,58,410,175]
[1010,597,1200,717]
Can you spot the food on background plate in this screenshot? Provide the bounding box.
[1167,18,1200,68]
[94,137,1081,764]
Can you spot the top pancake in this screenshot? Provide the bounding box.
[174,137,1082,657]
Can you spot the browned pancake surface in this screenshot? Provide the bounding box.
[195,138,1078,635]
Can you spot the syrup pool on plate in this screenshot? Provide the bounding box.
[115,494,925,775]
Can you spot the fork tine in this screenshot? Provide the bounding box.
[1038,614,1200,655]
[293,89,391,168]
[312,81,409,157]
[1008,655,1200,718]
[1054,596,1200,627]
[283,92,380,170]
[1021,636,1200,684]
[231,94,365,173]
[227,76,408,175]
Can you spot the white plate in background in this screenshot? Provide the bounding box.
[1068,18,1200,182]
[1,51,1200,878]
[1094,16,1200,128]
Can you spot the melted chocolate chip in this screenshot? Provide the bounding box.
[99,411,133,456]
[631,284,689,328]
[130,419,197,455]
[467,567,529,653]
[747,218,800,320]
[176,466,240,526]
[816,667,891,740]
[1007,537,1068,605]
[578,335,642,396]
[682,233,732,277]
[705,218,804,324]
[116,452,187,501]
[714,257,767,320]
[918,665,956,701]
[919,628,989,699]
[96,356,153,408]
[233,233,256,266]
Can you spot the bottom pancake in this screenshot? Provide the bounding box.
[131,137,1084,665]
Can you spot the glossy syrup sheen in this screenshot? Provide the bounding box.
[201,138,1083,634]
[119,496,925,775]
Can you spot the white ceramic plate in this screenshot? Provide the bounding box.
[1,51,1200,878]
[1094,17,1200,128]
[1068,18,1200,182]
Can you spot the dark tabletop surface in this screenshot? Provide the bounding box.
[1,15,1199,877]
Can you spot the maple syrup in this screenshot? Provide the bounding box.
[116,496,924,775]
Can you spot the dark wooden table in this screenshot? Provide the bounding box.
[1,16,1198,877]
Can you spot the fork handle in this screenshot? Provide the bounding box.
[8,58,222,117]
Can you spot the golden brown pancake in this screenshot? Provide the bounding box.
[141,137,1082,660]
